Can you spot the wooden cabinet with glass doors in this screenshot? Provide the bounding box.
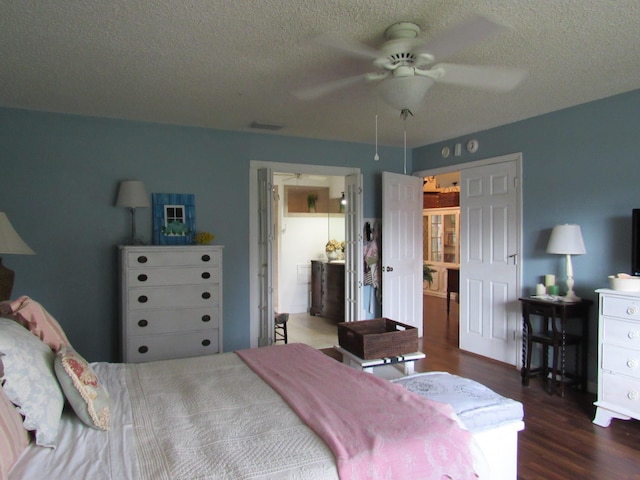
[423,208,460,297]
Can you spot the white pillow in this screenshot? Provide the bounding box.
[0,317,64,447]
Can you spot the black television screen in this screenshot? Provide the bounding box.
[633,209,640,276]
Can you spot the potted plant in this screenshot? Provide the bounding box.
[423,264,436,284]
[307,193,318,212]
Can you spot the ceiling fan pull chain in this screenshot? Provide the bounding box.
[374,113,380,161]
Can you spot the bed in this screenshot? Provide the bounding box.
[1,297,522,479]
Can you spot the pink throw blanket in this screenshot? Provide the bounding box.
[237,343,477,480]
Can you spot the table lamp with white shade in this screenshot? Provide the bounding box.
[546,224,586,303]
[0,212,35,301]
[116,180,150,245]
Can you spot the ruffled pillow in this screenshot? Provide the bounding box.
[54,347,110,430]
[0,296,70,352]
[0,318,64,447]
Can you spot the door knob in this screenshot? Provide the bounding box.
[385,266,394,272]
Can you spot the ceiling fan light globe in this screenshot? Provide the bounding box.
[378,76,434,111]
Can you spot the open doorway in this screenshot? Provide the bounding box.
[249,161,363,349]
[422,171,461,348]
[271,172,345,348]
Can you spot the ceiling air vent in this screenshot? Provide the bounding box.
[250,121,283,131]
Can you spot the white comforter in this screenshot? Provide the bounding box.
[11,353,338,480]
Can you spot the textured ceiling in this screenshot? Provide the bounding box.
[1,0,639,147]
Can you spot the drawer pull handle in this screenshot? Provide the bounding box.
[202,292,211,299]
[138,295,148,303]
[137,256,148,264]
[202,315,211,322]
[137,274,148,282]
[202,271,211,279]
[628,391,639,401]
[138,346,149,354]
[627,359,638,369]
[629,330,640,339]
[201,254,211,262]
[202,339,211,347]
[138,319,148,327]
[627,306,638,316]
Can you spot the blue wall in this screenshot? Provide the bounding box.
[2,88,639,373]
[0,108,406,362]
[414,88,640,379]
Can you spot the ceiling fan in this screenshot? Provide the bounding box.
[295,15,528,111]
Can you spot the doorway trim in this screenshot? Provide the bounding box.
[249,160,360,348]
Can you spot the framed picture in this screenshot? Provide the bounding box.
[152,193,195,245]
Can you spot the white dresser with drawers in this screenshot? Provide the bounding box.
[119,245,223,363]
[593,288,640,427]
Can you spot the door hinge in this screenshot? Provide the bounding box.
[514,177,519,189]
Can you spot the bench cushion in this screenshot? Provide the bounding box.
[393,371,524,432]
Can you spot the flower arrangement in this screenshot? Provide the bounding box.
[325,239,342,253]
[194,231,215,245]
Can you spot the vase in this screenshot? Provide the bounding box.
[326,250,338,261]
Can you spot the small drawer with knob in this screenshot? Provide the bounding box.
[127,284,220,310]
[125,330,220,363]
[126,248,221,268]
[601,296,640,320]
[127,307,219,335]
[601,372,640,415]
[126,266,220,287]
[603,317,640,348]
[602,344,640,379]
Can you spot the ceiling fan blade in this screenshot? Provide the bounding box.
[293,73,370,100]
[417,14,508,61]
[432,63,528,92]
[313,33,383,60]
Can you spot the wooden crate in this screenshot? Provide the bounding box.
[337,318,418,360]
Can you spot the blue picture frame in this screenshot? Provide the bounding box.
[152,193,196,245]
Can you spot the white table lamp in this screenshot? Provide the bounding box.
[546,224,586,302]
[116,180,150,245]
[0,212,35,301]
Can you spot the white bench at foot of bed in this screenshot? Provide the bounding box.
[393,372,525,480]
[472,419,525,480]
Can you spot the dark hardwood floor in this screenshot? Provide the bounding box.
[420,294,640,480]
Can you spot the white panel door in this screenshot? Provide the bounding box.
[382,172,423,336]
[344,173,364,322]
[459,159,520,364]
[257,168,274,346]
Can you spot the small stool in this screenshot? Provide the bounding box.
[274,313,289,344]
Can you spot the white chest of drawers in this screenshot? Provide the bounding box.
[119,245,223,363]
[593,288,640,427]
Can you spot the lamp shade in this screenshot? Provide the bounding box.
[546,224,586,255]
[0,213,35,255]
[377,75,435,111]
[115,180,150,208]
